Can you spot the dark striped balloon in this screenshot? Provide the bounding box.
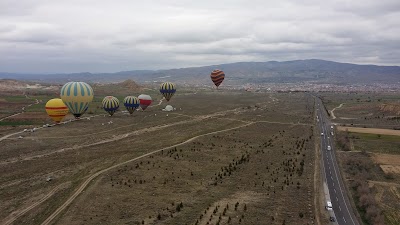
[123,96,140,114]
[210,69,225,87]
[102,96,120,116]
[159,82,176,101]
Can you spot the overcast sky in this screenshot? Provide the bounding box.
[0,0,399,73]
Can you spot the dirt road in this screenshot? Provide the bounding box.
[330,103,343,119]
[0,131,25,142]
[40,122,254,225]
[2,183,69,225]
[0,97,39,122]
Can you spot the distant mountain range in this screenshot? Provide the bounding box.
[1,59,399,85]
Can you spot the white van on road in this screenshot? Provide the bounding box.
[326,201,333,211]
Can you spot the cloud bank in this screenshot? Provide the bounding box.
[0,0,399,73]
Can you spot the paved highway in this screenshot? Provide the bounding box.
[316,99,359,225]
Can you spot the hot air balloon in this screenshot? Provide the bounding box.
[138,94,152,110]
[123,96,140,114]
[60,82,94,118]
[159,82,176,101]
[102,96,120,116]
[210,69,225,88]
[45,98,69,123]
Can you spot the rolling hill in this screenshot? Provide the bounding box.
[1,59,399,85]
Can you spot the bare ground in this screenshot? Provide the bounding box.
[371,153,400,174]
[337,126,400,136]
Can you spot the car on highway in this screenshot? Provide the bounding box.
[326,201,333,210]
[327,146,331,151]
[321,132,324,136]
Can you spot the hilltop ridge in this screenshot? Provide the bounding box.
[1,59,399,85]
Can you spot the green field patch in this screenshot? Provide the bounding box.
[350,132,400,142]
[0,121,34,126]
[349,132,400,154]
[4,96,29,103]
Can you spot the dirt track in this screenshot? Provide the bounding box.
[2,183,70,225]
[40,118,315,225]
[2,95,315,224]
[337,126,400,136]
[40,122,254,225]
[330,103,344,119]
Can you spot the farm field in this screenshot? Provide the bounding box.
[336,127,400,136]
[1,90,319,225]
[332,93,400,225]
[317,92,400,129]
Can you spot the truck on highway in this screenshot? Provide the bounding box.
[327,145,331,151]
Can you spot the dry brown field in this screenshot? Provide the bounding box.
[337,126,400,136]
[1,91,318,225]
[371,153,400,175]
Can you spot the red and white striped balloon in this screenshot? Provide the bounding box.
[138,94,152,110]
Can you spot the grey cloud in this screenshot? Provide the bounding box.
[0,0,399,73]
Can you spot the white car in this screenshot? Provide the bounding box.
[321,132,324,136]
[326,201,333,211]
[327,146,331,151]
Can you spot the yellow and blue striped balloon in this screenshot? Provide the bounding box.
[60,82,94,118]
[123,96,140,114]
[160,82,176,101]
[102,96,120,116]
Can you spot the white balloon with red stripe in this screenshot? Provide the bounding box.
[138,94,152,110]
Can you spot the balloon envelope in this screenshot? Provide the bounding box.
[45,98,69,123]
[60,82,94,118]
[165,105,173,111]
[123,96,140,114]
[159,82,176,101]
[102,96,120,116]
[210,69,225,87]
[138,94,152,110]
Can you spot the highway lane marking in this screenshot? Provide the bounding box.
[334,189,336,193]
[327,137,357,225]
[324,121,358,225]
[331,176,333,180]
[316,103,341,224]
[315,99,352,218]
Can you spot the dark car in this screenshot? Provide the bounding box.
[330,216,336,222]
